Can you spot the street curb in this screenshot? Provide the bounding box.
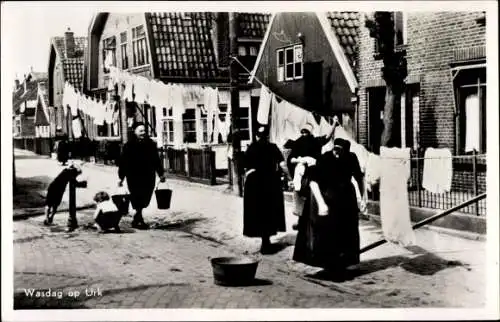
[13,204,95,221]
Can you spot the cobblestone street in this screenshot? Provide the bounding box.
[12,149,487,309]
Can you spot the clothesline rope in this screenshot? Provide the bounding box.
[231,56,336,123]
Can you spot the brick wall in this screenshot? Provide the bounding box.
[357,12,486,152]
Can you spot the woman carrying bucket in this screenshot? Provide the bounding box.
[118,122,166,230]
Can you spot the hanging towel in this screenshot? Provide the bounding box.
[72,117,83,139]
[464,94,481,153]
[134,76,150,104]
[422,148,453,194]
[70,91,80,117]
[257,86,272,125]
[94,102,105,126]
[365,152,382,189]
[379,147,415,247]
[123,77,134,102]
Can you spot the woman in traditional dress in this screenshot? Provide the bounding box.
[293,138,364,280]
[118,122,166,230]
[243,126,287,254]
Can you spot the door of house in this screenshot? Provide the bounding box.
[368,87,386,154]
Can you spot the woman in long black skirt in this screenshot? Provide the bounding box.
[243,127,286,254]
[293,138,364,280]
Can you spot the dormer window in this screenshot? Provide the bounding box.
[277,44,303,82]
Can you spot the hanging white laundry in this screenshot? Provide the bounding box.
[72,117,83,139]
[122,75,134,101]
[365,152,382,189]
[257,86,272,125]
[379,147,415,247]
[239,91,251,108]
[134,76,149,104]
[94,100,106,126]
[204,87,218,141]
[318,116,334,137]
[70,91,80,117]
[422,148,453,194]
[104,50,113,70]
[62,83,70,116]
[105,102,114,123]
[464,94,481,153]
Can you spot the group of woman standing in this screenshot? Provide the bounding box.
[243,125,364,280]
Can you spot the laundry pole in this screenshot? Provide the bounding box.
[229,12,243,197]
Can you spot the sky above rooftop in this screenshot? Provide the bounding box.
[2,3,93,84]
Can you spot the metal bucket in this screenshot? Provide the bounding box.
[209,256,260,286]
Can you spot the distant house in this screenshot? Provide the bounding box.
[86,12,270,170]
[356,12,486,155]
[47,28,87,138]
[250,12,360,137]
[12,72,48,139]
[34,80,51,138]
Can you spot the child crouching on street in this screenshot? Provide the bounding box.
[93,191,122,233]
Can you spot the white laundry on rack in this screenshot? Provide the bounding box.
[422,148,453,194]
[257,86,272,125]
[93,101,106,126]
[379,147,415,247]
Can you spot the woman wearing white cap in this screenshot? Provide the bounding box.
[243,126,287,254]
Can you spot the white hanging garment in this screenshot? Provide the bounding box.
[379,147,415,247]
[365,152,382,189]
[239,91,251,108]
[422,148,453,194]
[105,102,114,123]
[204,87,218,141]
[72,117,83,139]
[257,86,272,125]
[70,91,80,117]
[62,82,70,116]
[122,75,134,101]
[464,94,481,153]
[94,101,106,126]
[134,76,149,104]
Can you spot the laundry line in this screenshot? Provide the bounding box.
[230,56,338,124]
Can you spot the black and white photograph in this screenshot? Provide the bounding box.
[1,1,499,321]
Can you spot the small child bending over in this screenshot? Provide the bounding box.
[93,191,122,233]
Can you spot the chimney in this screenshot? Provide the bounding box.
[14,79,20,89]
[64,27,75,58]
[23,74,27,94]
[212,13,230,68]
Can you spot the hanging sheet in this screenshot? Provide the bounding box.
[256,86,272,125]
[422,148,453,194]
[379,147,415,247]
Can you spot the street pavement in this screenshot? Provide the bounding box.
[12,149,487,309]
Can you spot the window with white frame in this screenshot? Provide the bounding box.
[132,25,149,67]
[249,46,258,56]
[455,67,486,154]
[182,107,196,143]
[278,44,303,82]
[198,105,209,144]
[14,117,21,134]
[238,45,247,56]
[103,36,117,73]
[162,107,174,144]
[217,104,229,144]
[120,31,129,70]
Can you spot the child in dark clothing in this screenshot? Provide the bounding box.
[43,165,82,230]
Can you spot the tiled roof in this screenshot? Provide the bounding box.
[238,13,271,38]
[51,36,87,59]
[148,12,220,80]
[62,58,85,91]
[326,12,361,70]
[12,80,38,114]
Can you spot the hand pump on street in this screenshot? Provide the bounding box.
[229,12,243,197]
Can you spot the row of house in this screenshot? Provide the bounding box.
[13,11,487,172]
[252,11,486,155]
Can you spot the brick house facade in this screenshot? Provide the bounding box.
[357,12,486,155]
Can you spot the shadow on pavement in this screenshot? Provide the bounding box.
[13,176,50,210]
[354,251,467,277]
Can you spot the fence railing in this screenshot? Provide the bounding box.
[368,149,487,216]
[161,146,217,185]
